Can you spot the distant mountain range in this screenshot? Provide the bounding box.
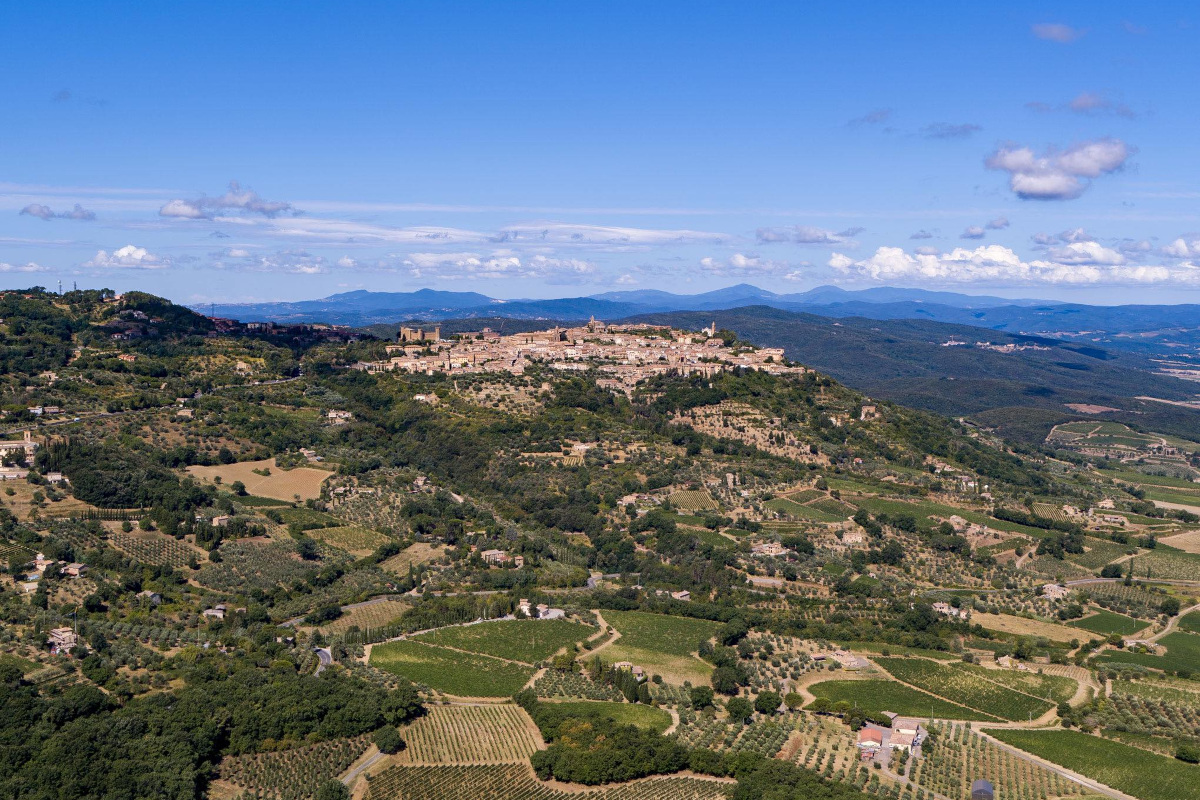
[203,284,1200,352]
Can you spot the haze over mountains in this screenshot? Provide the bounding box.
[205,284,1200,349]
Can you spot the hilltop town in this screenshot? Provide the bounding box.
[357,317,801,391]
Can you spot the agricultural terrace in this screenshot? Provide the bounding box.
[544,701,673,734]
[911,723,1086,800]
[598,611,723,685]
[402,704,541,764]
[369,639,534,697]
[1068,609,1146,637]
[412,619,591,664]
[805,679,1000,721]
[364,764,732,800]
[186,457,331,501]
[875,658,1055,722]
[985,729,1198,800]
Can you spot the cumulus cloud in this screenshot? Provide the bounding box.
[0,261,49,273]
[84,245,168,269]
[1032,23,1084,42]
[336,256,357,268]
[160,181,294,219]
[19,203,95,221]
[829,243,1192,285]
[986,138,1133,200]
[615,273,638,285]
[1047,241,1126,265]
[986,216,1010,230]
[756,225,859,245]
[922,123,982,139]
[909,229,934,240]
[1034,228,1093,246]
[960,226,986,240]
[1163,237,1200,259]
[700,253,791,276]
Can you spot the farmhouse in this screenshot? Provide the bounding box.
[1041,583,1070,601]
[611,661,646,681]
[857,728,883,755]
[751,542,788,557]
[480,549,525,568]
[203,604,227,620]
[48,627,78,655]
[932,601,968,620]
[64,563,87,578]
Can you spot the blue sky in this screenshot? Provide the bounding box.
[2,2,1199,304]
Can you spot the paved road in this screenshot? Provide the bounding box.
[341,748,384,787]
[313,647,332,675]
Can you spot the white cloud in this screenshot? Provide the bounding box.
[615,273,638,285]
[497,222,725,247]
[0,261,49,273]
[960,226,986,240]
[84,244,168,269]
[160,181,293,219]
[1163,237,1200,259]
[402,251,594,280]
[19,202,95,221]
[1032,23,1084,42]
[1047,241,1126,266]
[756,225,858,245]
[986,216,1010,230]
[336,256,357,268]
[829,244,1193,285]
[700,253,790,276]
[986,138,1132,200]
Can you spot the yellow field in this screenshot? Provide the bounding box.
[380,542,446,574]
[1157,530,1200,554]
[308,597,410,635]
[973,612,1083,643]
[186,458,331,501]
[401,704,541,764]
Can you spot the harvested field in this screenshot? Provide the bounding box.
[972,612,1084,643]
[1157,530,1200,554]
[186,458,331,501]
[380,542,446,574]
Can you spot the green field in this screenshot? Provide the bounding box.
[370,640,535,696]
[1129,546,1200,582]
[1179,611,1200,634]
[413,619,590,664]
[986,729,1198,800]
[545,700,674,733]
[806,679,1000,721]
[1069,609,1146,637]
[598,610,722,684]
[1067,538,1133,570]
[852,497,1054,540]
[1095,632,1200,674]
[875,657,1054,721]
[957,663,1079,705]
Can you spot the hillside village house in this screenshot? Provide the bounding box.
[48,627,78,655]
[1042,583,1070,601]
